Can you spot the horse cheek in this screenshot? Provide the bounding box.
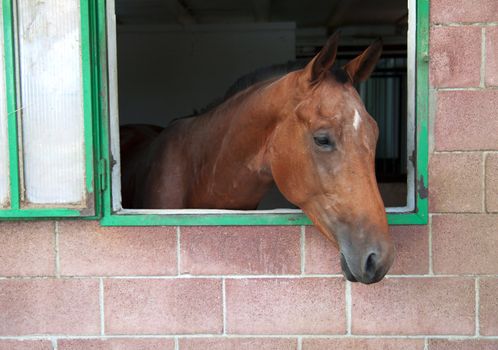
[271,131,314,207]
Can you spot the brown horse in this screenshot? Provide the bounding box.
[121,33,394,284]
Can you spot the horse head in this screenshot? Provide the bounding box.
[269,33,394,284]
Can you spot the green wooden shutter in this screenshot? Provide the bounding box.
[0,0,97,219]
[98,0,428,226]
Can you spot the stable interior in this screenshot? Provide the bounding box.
[114,0,411,210]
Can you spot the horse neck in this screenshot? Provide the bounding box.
[188,75,294,208]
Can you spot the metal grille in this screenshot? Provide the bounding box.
[359,57,407,182]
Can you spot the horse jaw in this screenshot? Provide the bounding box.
[300,197,394,285]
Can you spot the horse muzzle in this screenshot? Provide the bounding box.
[339,237,395,284]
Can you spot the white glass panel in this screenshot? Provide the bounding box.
[0,0,10,208]
[17,0,85,204]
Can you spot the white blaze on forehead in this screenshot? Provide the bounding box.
[353,109,362,131]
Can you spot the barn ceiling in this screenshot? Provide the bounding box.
[115,0,408,48]
[116,0,407,28]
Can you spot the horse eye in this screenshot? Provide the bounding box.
[313,134,335,150]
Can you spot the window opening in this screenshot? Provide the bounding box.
[107,0,416,217]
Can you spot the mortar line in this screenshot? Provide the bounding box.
[297,336,303,350]
[300,226,306,275]
[428,88,437,155]
[428,214,434,275]
[430,211,493,215]
[475,277,481,336]
[222,278,227,335]
[99,278,105,336]
[51,338,58,350]
[98,274,344,279]
[433,22,498,27]
[434,86,498,91]
[174,337,179,350]
[54,222,60,278]
[3,273,498,280]
[433,150,498,154]
[424,337,429,350]
[3,334,498,340]
[346,281,352,335]
[481,28,487,88]
[483,152,487,213]
[177,226,181,276]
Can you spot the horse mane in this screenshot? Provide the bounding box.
[169,59,350,125]
[223,60,306,100]
[220,60,350,103]
[169,60,307,124]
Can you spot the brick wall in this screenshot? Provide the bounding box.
[1,1,498,349]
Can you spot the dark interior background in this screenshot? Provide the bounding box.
[115,0,409,209]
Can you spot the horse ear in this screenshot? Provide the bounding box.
[305,32,340,84]
[343,39,383,84]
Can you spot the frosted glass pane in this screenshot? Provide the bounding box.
[0,0,10,208]
[18,0,85,204]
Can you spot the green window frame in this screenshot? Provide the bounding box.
[97,0,428,226]
[0,0,98,219]
[0,0,428,225]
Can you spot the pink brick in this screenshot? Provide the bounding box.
[0,340,52,350]
[435,90,498,151]
[0,279,100,335]
[429,339,498,350]
[487,27,498,87]
[180,338,297,350]
[429,153,483,213]
[226,278,345,334]
[58,339,175,350]
[302,338,425,350]
[432,215,498,274]
[486,153,498,212]
[431,0,498,23]
[59,221,177,276]
[351,278,475,335]
[305,226,428,275]
[389,225,429,275]
[430,27,481,88]
[304,226,341,274]
[180,226,300,275]
[0,221,55,276]
[480,278,498,335]
[105,278,222,334]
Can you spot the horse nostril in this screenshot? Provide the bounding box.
[364,252,378,278]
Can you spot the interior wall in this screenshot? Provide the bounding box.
[117,23,296,127]
[114,21,409,209]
